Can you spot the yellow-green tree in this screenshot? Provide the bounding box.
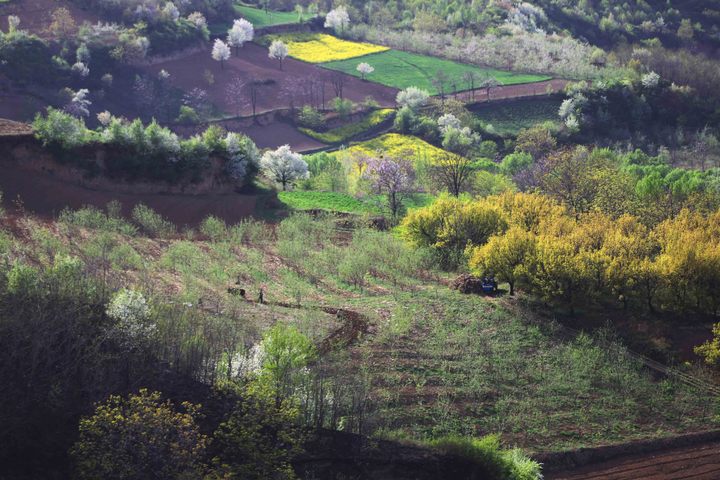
[71,389,208,480]
[468,226,536,295]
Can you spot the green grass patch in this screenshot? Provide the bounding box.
[209,4,309,34]
[472,97,562,135]
[278,191,435,215]
[234,4,307,27]
[321,50,551,95]
[299,109,394,144]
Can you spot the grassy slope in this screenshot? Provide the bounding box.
[472,97,562,135]
[7,209,716,455]
[321,50,551,95]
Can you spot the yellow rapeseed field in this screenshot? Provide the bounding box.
[339,133,455,164]
[275,33,389,63]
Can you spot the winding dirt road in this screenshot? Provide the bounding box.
[548,442,720,480]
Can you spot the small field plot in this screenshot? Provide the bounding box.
[235,4,307,27]
[321,50,551,95]
[472,97,562,135]
[261,33,389,63]
[299,109,394,144]
[209,4,310,34]
[278,191,434,215]
[340,133,454,165]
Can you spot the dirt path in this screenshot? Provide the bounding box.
[456,78,570,103]
[548,442,720,480]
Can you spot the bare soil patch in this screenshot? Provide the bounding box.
[0,165,261,226]
[172,115,327,152]
[142,43,399,117]
[548,442,720,480]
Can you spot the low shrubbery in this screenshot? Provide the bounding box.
[427,435,542,480]
[33,109,258,183]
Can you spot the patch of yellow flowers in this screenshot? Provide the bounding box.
[279,33,388,63]
[340,133,453,165]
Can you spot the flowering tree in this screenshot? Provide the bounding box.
[7,15,20,34]
[227,18,254,56]
[64,88,92,118]
[396,87,429,111]
[225,132,259,181]
[356,62,374,80]
[212,39,231,69]
[260,145,308,190]
[324,6,350,34]
[268,39,289,70]
[187,11,207,29]
[364,157,416,220]
[106,288,154,348]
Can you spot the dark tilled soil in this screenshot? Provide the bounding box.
[548,442,720,480]
[172,116,327,151]
[0,167,260,226]
[142,43,399,117]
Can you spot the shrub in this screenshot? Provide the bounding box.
[200,215,228,242]
[176,105,200,124]
[33,108,90,149]
[332,97,354,118]
[297,105,325,129]
[131,204,176,238]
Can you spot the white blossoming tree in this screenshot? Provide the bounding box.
[268,39,289,70]
[211,39,231,69]
[65,88,91,118]
[260,145,308,190]
[324,6,350,34]
[106,288,154,348]
[356,62,374,80]
[187,11,207,29]
[227,18,254,56]
[225,131,259,181]
[396,86,430,111]
[7,15,20,34]
[641,71,660,89]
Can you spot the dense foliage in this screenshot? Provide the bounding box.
[33,109,258,182]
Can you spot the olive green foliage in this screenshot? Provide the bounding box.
[210,382,304,480]
[72,390,208,480]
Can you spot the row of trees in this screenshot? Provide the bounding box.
[33,108,259,182]
[403,191,720,317]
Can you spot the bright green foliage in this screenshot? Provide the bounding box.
[256,324,317,402]
[428,435,542,480]
[234,4,309,27]
[71,389,208,480]
[321,50,550,95]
